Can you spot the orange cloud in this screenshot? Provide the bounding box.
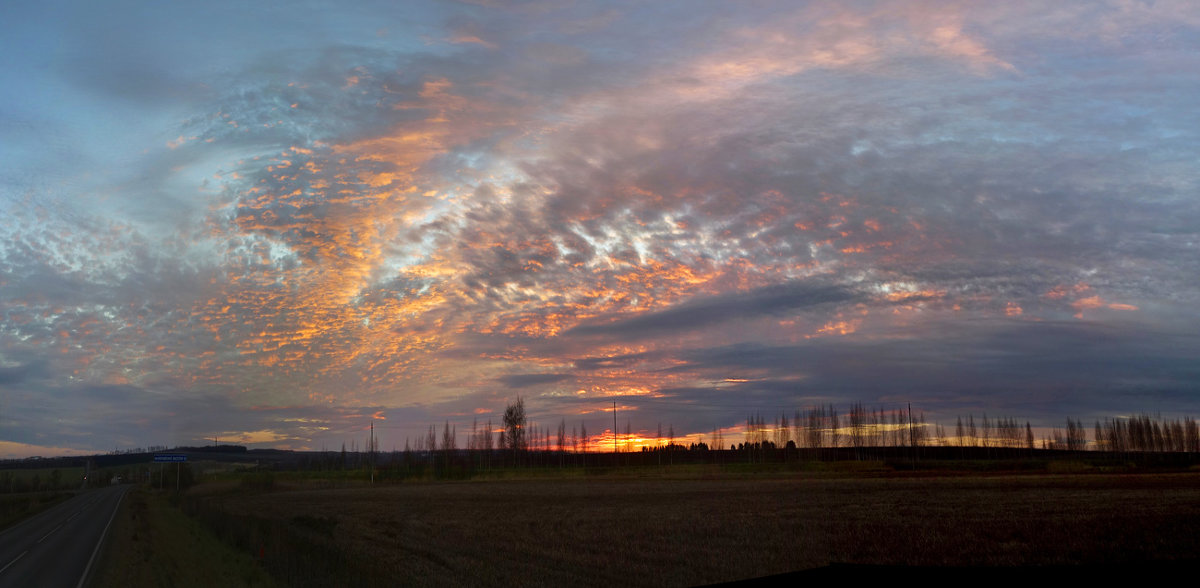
[448,34,498,50]
[1072,295,1139,318]
[1044,282,1090,299]
[810,319,860,337]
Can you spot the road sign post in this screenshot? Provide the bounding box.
[153,455,187,491]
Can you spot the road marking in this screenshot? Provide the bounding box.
[76,489,124,588]
[0,551,27,575]
[37,524,63,543]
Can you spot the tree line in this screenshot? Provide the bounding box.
[366,399,1200,477]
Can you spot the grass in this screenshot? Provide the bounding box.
[95,488,275,588]
[0,491,74,530]
[0,466,85,495]
[180,468,1200,586]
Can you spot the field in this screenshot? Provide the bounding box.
[177,466,1200,585]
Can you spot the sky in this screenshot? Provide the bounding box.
[2,1,1199,458]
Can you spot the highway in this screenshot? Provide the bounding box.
[0,484,128,588]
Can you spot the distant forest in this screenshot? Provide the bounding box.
[302,400,1200,476]
[399,400,1200,455]
[6,403,1196,486]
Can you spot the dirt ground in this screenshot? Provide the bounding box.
[188,469,1200,586]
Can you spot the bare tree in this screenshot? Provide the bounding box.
[806,406,824,450]
[442,421,456,452]
[890,409,901,447]
[1066,418,1086,451]
[658,422,664,465]
[828,405,840,449]
[848,403,866,456]
[1187,418,1199,453]
[792,410,803,450]
[441,421,456,471]
[502,397,527,464]
[913,410,926,447]
[484,419,494,453]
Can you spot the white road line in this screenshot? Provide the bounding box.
[37,524,63,543]
[76,490,124,588]
[0,551,27,575]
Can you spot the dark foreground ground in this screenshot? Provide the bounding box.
[164,468,1200,586]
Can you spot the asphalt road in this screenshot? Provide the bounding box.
[0,484,128,588]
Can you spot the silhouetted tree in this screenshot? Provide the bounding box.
[502,397,527,464]
[1186,418,1199,453]
[848,403,866,457]
[442,421,456,470]
[792,410,803,451]
[1066,418,1086,451]
[913,410,927,447]
[557,419,567,465]
[828,405,840,449]
[805,406,824,450]
[668,424,675,465]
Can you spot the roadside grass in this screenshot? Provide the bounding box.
[0,491,74,530]
[179,469,1200,587]
[0,466,85,484]
[0,466,86,495]
[96,487,274,588]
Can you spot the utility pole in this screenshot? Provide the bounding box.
[613,401,618,455]
[370,421,375,484]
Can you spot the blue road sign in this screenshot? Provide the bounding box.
[153,454,187,462]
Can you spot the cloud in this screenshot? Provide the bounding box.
[0,363,39,386]
[2,1,1199,453]
[568,282,860,338]
[496,373,572,388]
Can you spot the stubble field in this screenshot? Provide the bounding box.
[182,468,1200,586]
